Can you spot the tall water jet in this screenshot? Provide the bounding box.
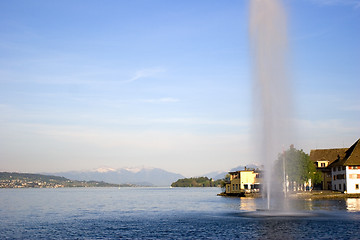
[249,0,293,210]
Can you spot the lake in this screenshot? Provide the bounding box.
[1,187,360,239]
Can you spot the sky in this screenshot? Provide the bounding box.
[0,0,359,177]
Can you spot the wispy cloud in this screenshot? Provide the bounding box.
[140,98,180,103]
[0,104,249,129]
[0,63,166,86]
[150,117,249,127]
[123,68,165,83]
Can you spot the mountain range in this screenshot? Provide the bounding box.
[47,167,184,187]
[46,164,260,187]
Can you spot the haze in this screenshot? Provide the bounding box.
[0,0,359,177]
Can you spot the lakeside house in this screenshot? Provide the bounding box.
[310,147,348,190]
[310,138,360,193]
[224,168,262,196]
[328,139,360,194]
[221,138,360,196]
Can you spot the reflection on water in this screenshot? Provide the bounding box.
[237,197,360,214]
[347,198,360,211]
[239,197,263,211]
[291,199,347,212]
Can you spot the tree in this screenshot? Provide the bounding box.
[274,145,319,191]
[171,177,222,187]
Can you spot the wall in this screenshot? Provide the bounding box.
[332,166,346,192]
[346,166,360,194]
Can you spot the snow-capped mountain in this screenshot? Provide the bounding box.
[47,167,184,187]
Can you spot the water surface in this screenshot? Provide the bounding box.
[1,188,360,239]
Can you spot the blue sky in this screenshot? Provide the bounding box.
[0,0,359,177]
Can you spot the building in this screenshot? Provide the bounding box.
[328,139,360,194]
[225,168,262,195]
[310,148,348,190]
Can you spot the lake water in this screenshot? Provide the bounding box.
[1,187,360,239]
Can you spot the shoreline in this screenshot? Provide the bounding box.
[289,190,360,200]
[218,190,360,199]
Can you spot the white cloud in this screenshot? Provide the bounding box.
[123,67,165,83]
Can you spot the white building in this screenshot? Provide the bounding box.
[329,138,360,194]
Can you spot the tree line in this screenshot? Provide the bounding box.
[171,177,222,187]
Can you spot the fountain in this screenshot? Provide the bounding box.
[249,0,293,211]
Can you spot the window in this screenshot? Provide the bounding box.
[236,184,238,190]
[228,186,230,192]
[321,163,325,167]
[349,174,360,179]
[333,175,336,180]
[334,185,337,190]
[244,184,248,189]
[337,174,345,180]
[334,167,337,172]
[232,184,234,190]
[356,184,359,190]
[339,184,341,190]
[338,167,342,171]
[350,174,357,179]
[342,166,346,170]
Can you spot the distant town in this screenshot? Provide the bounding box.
[0,172,134,188]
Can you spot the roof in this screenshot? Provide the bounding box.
[328,138,360,167]
[309,148,348,165]
[228,169,261,174]
[228,170,253,174]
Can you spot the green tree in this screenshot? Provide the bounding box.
[274,145,320,190]
[171,177,222,187]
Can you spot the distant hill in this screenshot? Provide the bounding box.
[171,177,222,187]
[46,167,184,187]
[0,172,127,188]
